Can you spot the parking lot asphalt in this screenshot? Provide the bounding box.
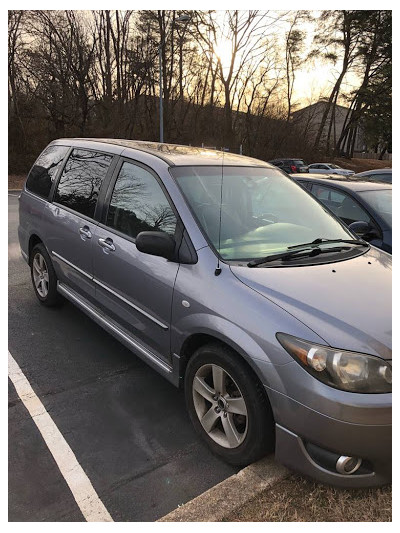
[8,194,238,522]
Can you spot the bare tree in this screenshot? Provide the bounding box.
[284,12,306,121]
[334,10,391,157]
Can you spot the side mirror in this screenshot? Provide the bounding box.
[348,221,379,240]
[136,231,176,260]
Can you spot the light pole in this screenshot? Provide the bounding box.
[158,14,190,143]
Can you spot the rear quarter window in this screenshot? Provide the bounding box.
[54,148,113,219]
[25,145,69,199]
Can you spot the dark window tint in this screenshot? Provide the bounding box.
[54,149,112,218]
[311,184,372,225]
[300,181,312,190]
[293,160,305,166]
[312,184,330,201]
[26,145,68,199]
[369,173,392,183]
[107,161,177,239]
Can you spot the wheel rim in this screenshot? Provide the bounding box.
[192,363,248,449]
[32,252,49,298]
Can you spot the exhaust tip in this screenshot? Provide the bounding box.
[336,455,362,475]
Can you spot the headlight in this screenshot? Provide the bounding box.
[276,333,392,393]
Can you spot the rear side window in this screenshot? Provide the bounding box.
[26,145,68,199]
[54,149,113,218]
[106,161,177,239]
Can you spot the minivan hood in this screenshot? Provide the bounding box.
[230,247,392,359]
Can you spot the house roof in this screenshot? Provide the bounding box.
[291,100,349,116]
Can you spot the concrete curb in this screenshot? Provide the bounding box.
[158,455,290,522]
[8,189,22,194]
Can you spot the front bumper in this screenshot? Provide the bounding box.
[266,386,391,487]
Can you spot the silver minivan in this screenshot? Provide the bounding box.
[18,139,392,487]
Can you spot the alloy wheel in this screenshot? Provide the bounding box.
[32,252,49,298]
[192,363,248,449]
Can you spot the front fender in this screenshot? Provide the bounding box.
[171,312,302,393]
[171,251,327,392]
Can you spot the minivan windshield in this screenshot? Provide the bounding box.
[172,166,355,261]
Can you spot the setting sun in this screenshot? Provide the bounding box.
[213,38,233,71]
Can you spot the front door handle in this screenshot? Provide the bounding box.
[79,226,92,240]
[98,237,116,252]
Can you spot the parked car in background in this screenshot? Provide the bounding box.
[307,163,355,176]
[353,168,392,184]
[293,173,392,253]
[268,158,308,174]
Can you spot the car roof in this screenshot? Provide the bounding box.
[269,157,305,161]
[54,138,273,168]
[292,173,392,192]
[354,168,392,176]
[309,162,339,166]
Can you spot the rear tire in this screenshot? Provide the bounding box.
[185,342,275,466]
[30,243,62,307]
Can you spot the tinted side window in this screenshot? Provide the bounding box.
[300,181,312,190]
[26,145,68,199]
[54,149,112,218]
[312,184,330,201]
[106,161,177,239]
[335,194,372,225]
[372,173,392,183]
[311,184,372,225]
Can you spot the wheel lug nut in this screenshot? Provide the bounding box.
[213,395,218,401]
[223,411,227,418]
[215,406,221,413]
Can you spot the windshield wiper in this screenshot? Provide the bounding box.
[248,244,354,268]
[288,238,368,249]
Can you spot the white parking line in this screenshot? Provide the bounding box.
[8,351,113,522]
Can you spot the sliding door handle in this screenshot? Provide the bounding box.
[98,237,116,252]
[79,226,92,240]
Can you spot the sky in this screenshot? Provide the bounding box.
[210,9,362,110]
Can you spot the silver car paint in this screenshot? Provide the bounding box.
[18,139,392,488]
[92,222,179,362]
[231,246,392,359]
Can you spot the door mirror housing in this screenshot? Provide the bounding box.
[349,221,379,240]
[136,231,176,260]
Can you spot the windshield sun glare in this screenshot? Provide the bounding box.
[172,166,355,261]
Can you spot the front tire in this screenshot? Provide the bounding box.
[30,243,62,307]
[185,343,275,466]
